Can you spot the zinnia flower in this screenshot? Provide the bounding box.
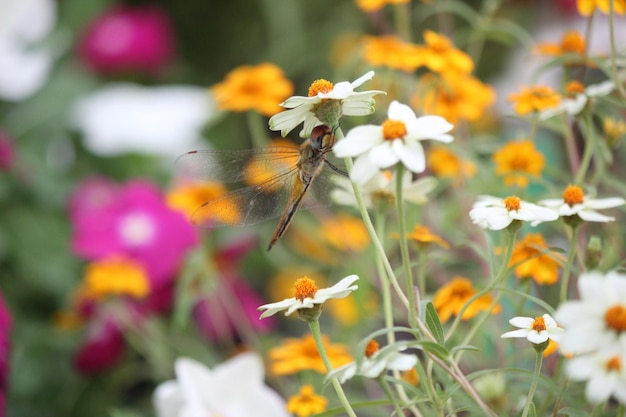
[356,0,409,12]
[287,385,328,417]
[539,185,625,222]
[509,85,561,115]
[540,80,615,120]
[433,277,501,323]
[427,146,476,185]
[269,71,384,137]
[469,195,558,230]
[493,140,545,188]
[333,100,454,184]
[269,333,353,375]
[509,233,562,285]
[362,36,423,72]
[501,314,564,345]
[153,353,289,417]
[577,0,626,15]
[535,30,586,57]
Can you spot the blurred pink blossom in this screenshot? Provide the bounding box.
[0,293,12,416]
[0,132,15,172]
[70,179,198,290]
[74,315,125,374]
[78,5,175,75]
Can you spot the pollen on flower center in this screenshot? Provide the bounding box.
[565,80,585,96]
[531,316,547,332]
[604,305,626,332]
[504,196,521,212]
[308,79,334,97]
[293,276,318,301]
[382,119,407,140]
[365,339,380,358]
[606,356,622,372]
[562,185,584,206]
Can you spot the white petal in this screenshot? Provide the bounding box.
[586,80,615,97]
[333,125,383,157]
[153,380,184,417]
[585,373,615,404]
[327,363,357,384]
[350,154,380,184]
[279,95,317,108]
[584,197,625,209]
[314,275,359,302]
[258,298,298,318]
[385,353,418,371]
[350,70,375,88]
[394,139,425,173]
[341,96,378,116]
[527,331,548,344]
[501,329,530,339]
[269,105,312,136]
[403,177,438,204]
[407,116,454,141]
[509,316,535,328]
[370,141,400,168]
[387,100,417,122]
[577,209,615,222]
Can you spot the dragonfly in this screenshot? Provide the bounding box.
[175,125,347,250]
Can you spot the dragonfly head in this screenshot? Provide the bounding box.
[309,125,336,153]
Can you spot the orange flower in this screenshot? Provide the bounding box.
[81,256,150,300]
[509,85,561,115]
[493,140,545,188]
[603,117,626,147]
[287,385,328,417]
[356,0,408,12]
[243,138,299,191]
[211,63,294,116]
[167,180,228,218]
[269,333,353,375]
[535,30,586,56]
[427,146,476,185]
[412,72,495,123]
[433,277,501,323]
[399,224,450,249]
[577,0,626,16]
[415,30,474,75]
[362,35,423,72]
[509,233,563,285]
[320,214,369,252]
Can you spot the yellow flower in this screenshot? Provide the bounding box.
[81,257,150,300]
[320,215,369,252]
[412,72,495,123]
[401,368,420,386]
[395,224,450,249]
[356,0,408,12]
[362,35,423,72]
[211,63,294,116]
[509,233,563,285]
[433,277,501,324]
[508,85,561,115]
[535,30,586,56]
[269,334,353,375]
[415,30,474,75]
[243,138,299,191]
[166,180,228,222]
[543,339,559,357]
[577,0,626,16]
[427,146,476,185]
[603,117,626,147]
[287,385,328,417]
[493,140,545,188]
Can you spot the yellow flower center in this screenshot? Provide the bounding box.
[604,305,626,332]
[532,316,547,332]
[365,339,380,358]
[382,119,407,140]
[293,277,318,301]
[606,356,622,372]
[503,196,521,211]
[84,257,150,300]
[565,80,586,95]
[562,185,584,206]
[308,79,334,97]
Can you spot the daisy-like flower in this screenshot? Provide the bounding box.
[509,85,561,116]
[539,184,625,223]
[535,30,586,57]
[501,314,564,345]
[540,80,615,120]
[287,385,328,417]
[258,275,359,319]
[333,100,454,184]
[269,71,384,137]
[469,195,559,230]
[566,349,626,404]
[493,140,545,188]
[326,339,417,384]
[555,270,626,355]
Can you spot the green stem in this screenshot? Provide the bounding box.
[392,2,411,41]
[417,250,427,299]
[521,350,544,417]
[307,320,358,417]
[247,111,269,148]
[395,164,418,327]
[374,209,395,344]
[560,225,580,303]
[377,376,405,417]
[574,112,595,184]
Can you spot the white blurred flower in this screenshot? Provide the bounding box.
[555,270,626,355]
[0,0,56,101]
[258,275,359,319]
[269,71,384,137]
[333,101,454,184]
[469,195,558,230]
[69,83,216,157]
[501,314,564,345]
[326,340,417,384]
[153,352,289,417]
[539,185,625,223]
[566,349,626,405]
[540,79,615,120]
[331,169,437,208]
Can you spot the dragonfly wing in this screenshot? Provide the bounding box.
[299,161,344,210]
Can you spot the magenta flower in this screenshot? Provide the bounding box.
[78,5,175,75]
[68,176,119,223]
[0,292,11,416]
[74,316,125,374]
[71,179,198,290]
[0,131,15,172]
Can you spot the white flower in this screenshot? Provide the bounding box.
[0,0,56,101]
[258,275,359,319]
[333,101,454,184]
[539,185,625,222]
[331,169,437,208]
[565,349,626,405]
[501,314,564,344]
[153,352,289,417]
[69,83,217,157]
[269,71,384,137]
[326,341,417,384]
[555,270,626,355]
[469,195,559,230]
[540,80,615,120]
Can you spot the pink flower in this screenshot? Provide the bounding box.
[0,131,15,172]
[78,5,175,75]
[74,316,125,374]
[0,293,12,416]
[70,179,198,290]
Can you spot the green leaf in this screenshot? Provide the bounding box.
[425,302,445,345]
[420,341,450,362]
[449,344,481,355]
[557,407,592,417]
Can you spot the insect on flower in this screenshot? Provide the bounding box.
[175,125,346,250]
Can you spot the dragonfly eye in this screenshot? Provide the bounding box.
[310,125,334,151]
